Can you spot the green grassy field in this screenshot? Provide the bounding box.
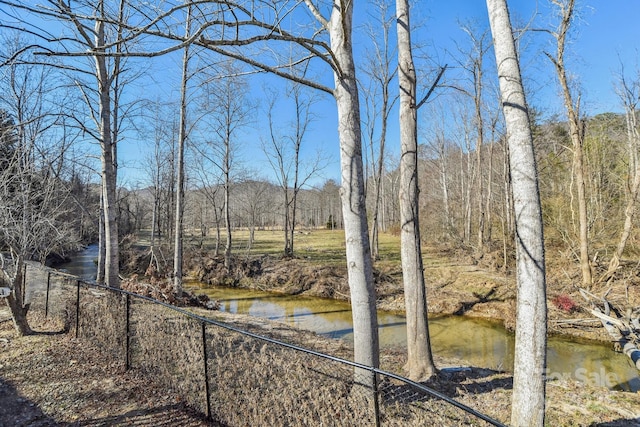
[178,228,403,267]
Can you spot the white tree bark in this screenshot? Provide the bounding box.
[95,1,120,289]
[486,0,547,425]
[396,0,436,381]
[327,0,380,369]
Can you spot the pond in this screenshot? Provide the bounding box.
[60,245,640,391]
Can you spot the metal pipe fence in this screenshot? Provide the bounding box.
[15,262,506,426]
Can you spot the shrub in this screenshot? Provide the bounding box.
[552,294,578,313]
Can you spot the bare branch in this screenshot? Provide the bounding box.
[303,0,329,29]
[196,43,333,94]
[415,65,447,110]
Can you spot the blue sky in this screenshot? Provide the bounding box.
[16,0,632,189]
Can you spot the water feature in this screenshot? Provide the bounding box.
[60,246,640,391]
[190,285,640,391]
[58,243,99,281]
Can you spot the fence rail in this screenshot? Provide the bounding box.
[9,262,506,426]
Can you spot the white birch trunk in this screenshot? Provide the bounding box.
[486,0,547,425]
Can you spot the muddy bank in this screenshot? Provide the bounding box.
[180,249,623,345]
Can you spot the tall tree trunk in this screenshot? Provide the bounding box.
[97,193,106,284]
[464,145,473,244]
[474,61,486,250]
[328,0,380,370]
[396,0,436,381]
[95,3,119,289]
[549,0,592,287]
[173,5,191,297]
[224,140,232,270]
[284,188,291,256]
[486,1,548,425]
[370,87,389,260]
[366,0,393,262]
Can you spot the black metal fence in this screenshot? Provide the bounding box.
[15,262,506,426]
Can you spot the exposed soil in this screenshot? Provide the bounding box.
[182,244,639,345]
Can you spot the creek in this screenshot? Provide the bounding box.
[61,244,640,391]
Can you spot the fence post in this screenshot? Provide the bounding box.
[373,370,380,427]
[202,321,211,419]
[45,271,51,318]
[125,293,131,371]
[75,280,81,339]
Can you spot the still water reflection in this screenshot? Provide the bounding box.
[59,246,640,391]
[59,243,100,280]
[192,284,640,391]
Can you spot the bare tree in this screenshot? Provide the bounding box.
[93,0,121,288]
[235,176,273,251]
[395,0,437,381]
[546,0,592,286]
[190,0,381,369]
[3,0,381,370]
[0,40,80,335]
[454,24,492,250]
[360,0,397,260]
[1,0,146,288]
[173,4,193,297]
[197,62,253,269]
[263,83,326,257]
[191,155,225,255]
[486,1,547,425]
[143,102,173,272]
[602,62,640,281]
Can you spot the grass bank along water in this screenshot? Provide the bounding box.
[69,232,640,392]
[50,249,640,426]
[188,283,640,392]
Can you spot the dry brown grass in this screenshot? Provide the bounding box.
[0,312,211,426]
[5,260,640,426]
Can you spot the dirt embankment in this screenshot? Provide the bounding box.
[165,244,640,345]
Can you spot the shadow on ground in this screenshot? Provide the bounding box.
[595,419,640,426]
[0,378,58,426]
[69,404,218,427]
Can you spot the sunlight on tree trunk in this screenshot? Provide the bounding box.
[327,0,380,370]
[486,0,548,425]
[396,0,436,381]
[95,0,120,289]
[173,4,192,298]
[547,0,592,287]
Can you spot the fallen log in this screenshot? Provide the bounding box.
[578,287,640,370]
[587,308,627,330]
[587,307,640,370]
